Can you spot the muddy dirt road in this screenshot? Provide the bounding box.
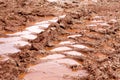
[0,0,120,80]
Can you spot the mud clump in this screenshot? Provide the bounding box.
[0,60,20,80]
[0,48,42,80]
[30,16,73,50]
[65,1,120,80]
[0,0,120,80]
[0,0,58,33]
[0,15,73,80]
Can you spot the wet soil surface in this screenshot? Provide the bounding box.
[0,0,120,80]
[0,0,62,34]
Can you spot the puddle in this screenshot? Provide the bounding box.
[21,34,37,40]
[0,15,65,55]
[0,37,21,43]
[51,47,72,52]
[7,31,32,36]
[26,26,44,34]
[47,0,59,2]
[87,24,97,27]
[23,61,87,80]
[91,0,97,2]
[0,36,29,54]
[0,55,9,61]
[109,19,117,24]
[0,43,20,54]
[54,58,80,65]
[93,16,103,20]
[64,51,82,56]
[110,19,117,23]
[59,41,75,45]
[12,41,29,47]
[91,20,103,23]
[71,44,87,49]
[47,0,73,3]
[41,54,65,60]
[98,22,110,27]
[67,34,82,38]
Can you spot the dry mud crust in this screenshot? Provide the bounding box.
[0,0,58,33]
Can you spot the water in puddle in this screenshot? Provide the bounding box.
[87,24,97,27]
[72,44,87,49]
[21,34,37,40]
[98,22,110,27]
[67,34,82,38]
[91,20,103,23]
[53,58,80,66]
[91,0,97,2]
[26,26,44,34]
[0,37,21,42]
[0,43,20,54]
[64,51,82,56]
[0,40,30,54]
[51,47,72,52]
[7,31,32,36]
[109,19,117,23]
[41,54,65,60]
[23,61,87,80]
[0,15,65,55]
[0,55,9,61]
[92,16,103,20]
[59,41,75,45]
[0,36,29,54]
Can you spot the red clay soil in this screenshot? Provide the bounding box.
[0,0,120,80]
[0,0,59,34]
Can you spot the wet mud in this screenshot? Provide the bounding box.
[0,0,120,80]
[0,0,61,34]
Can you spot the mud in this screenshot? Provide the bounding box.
[0,0,120,80]
[0,0,60,34]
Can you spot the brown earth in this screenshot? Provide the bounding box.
[0,0,120,80]
[0,0,60,34]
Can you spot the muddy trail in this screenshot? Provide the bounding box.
[0,0,120,80]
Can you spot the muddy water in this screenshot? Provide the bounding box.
[23,53,88,80]
[0,1,115,78]
[0,15,65,55]
[23,61,87,80]
[0,13,87,79]
[22,14,115,80]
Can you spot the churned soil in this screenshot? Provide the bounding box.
[0,0,120,80]
[0,0,59,34]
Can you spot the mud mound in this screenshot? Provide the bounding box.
[0,60,21,80]
[0,49,41,80]
[0,0,120,80]
[63,2,120,80]
[0,0,58,33]
[0,16,73,80]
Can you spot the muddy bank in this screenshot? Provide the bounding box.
[0,0,120,80]
[26,1,120,79]
[0,0,60,33]
[0,11,77,79]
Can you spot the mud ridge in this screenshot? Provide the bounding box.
[0,0,120,80]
